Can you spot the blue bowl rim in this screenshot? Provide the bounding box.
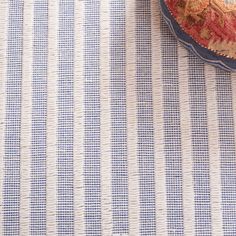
[159,0,236,72]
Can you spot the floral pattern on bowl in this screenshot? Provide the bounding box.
[160,0,236,71]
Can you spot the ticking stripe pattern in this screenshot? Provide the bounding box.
[31,1,48,235]
[1,1,236,235]
[4,2,23,235]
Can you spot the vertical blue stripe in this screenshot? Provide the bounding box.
[30,1,48,235]
[57,1,74,235]
[189,54,212,236]
[216,70,236,236]
[84,0,102,235]
[161,17,184,235]
[3,1,23,235]
[136,1,156,235]
[110,0,129,234]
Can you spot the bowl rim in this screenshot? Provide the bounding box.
[159,0,236,72]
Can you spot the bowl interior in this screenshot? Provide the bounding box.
[160,0,236,72]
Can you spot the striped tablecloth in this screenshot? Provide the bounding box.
[0,0,236,235]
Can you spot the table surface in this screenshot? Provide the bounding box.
[0,0,236,235]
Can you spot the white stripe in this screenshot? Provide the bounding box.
[126,1,139,235]
[151,1,168,235]
[20,1,33,235]
[0,1,8,234]
[100,0,112,234]
[205,65,223,235]
[47,0,58,235]
[178,45,195,236]
[74,0,85,235]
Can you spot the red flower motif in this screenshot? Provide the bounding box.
[165,0,236,58]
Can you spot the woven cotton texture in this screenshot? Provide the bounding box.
[0,0,236,235]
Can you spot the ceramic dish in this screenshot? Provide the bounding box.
[160,0,236,72]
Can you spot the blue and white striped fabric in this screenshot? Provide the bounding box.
[0,0,236,235]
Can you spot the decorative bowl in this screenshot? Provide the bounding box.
[160,0,236,72]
